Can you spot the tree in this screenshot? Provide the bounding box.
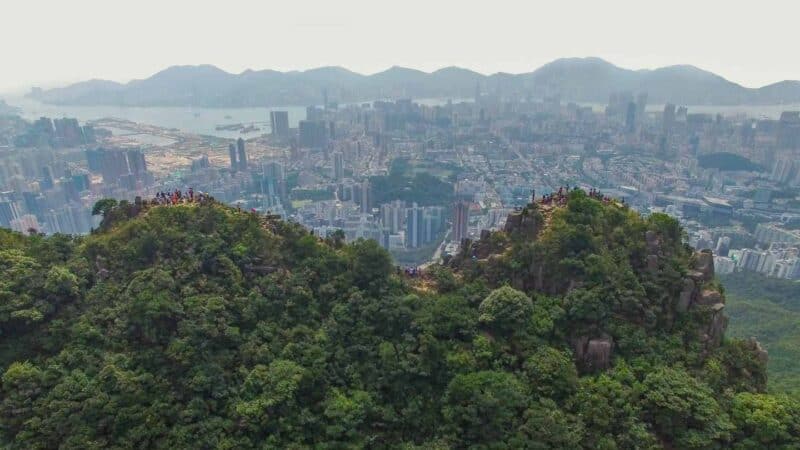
[642,366,734,448]
[478,286,533,336]
[442,371,527,446]
[522,346,578,400]
[91,198,118,217]
[729,392,800,449]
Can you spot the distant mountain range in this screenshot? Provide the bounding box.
[29,57,800,107]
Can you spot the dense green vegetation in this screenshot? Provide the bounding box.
[370,159,454,207]
[0,196,797,448]
[722,272,800,396]
[697,152,761,172]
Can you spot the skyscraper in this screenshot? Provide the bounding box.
[405,203,423,248]
[332,152,344,180]
[359,179,371,214]
[298,120,328,148]
[625,102,637,133]
[715,236,732,257]
[126,148,147,178]
[0,200,21,228]
[381,200,405,234]
[423,206,444,243]
[452,201,469,244]
[40,166,54,190]
[237,138,248,171]
[663,103,676,134]
[229,143,238,172]
[270,111,290,137]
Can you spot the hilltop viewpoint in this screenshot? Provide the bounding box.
[1,192,798,448]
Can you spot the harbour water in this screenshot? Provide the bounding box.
[7,97,307,139]
[8,96,800,140]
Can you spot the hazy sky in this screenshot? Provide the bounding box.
[2,0,798,93]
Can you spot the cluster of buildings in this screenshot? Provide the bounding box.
[708,223,800,280]
[2,83,800,269]
[0,114,156,234]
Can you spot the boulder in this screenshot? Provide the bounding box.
[693,250,715,282]
[696,289,723,307]
[707,303,728,348]
[503,208,541,239]
[572,335,614,372]
[748,338,769,365]
[503,212,522,233]
[687,270,707,282]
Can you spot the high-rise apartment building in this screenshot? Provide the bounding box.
[452,201,470,244]
[270,111,290,137]
[237,138,248,171]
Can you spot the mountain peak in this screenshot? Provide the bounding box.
[32,58,800,107]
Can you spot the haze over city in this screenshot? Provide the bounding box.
[3,1,800,448]
[2,0,800,92]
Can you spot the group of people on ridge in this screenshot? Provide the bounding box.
[152,188,211,205]
[532,186,624,207]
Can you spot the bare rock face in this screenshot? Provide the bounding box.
[572,335,614,372]
[706,303,728,348]
[747,338,769,365]
[503,208,541,240]
[677,278,695,312]
[503,212,522,233]
[586,339,613,371]
[694,250,715,282]
[645,230,662,273]
[645,230,660,253]
[647,254,659,273]
[696,289,723,307]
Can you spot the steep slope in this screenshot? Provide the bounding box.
[32,59,800,107]
[722,271,800,395]
[0,196,797,449]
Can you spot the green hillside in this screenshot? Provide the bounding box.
[722,272,800,396]
[0,194,797,448]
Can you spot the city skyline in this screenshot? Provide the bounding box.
[2,0,800,92]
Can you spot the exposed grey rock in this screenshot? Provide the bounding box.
[504,208,541,239]
[647,254,659,272]
[697,289,723,306]
[572,335,614,372]
[645,230,660,253]
[694,250,715,282]
[748,338,769,365]
[707,303,728,347]
[677,278,695,312]
[687,270,707,282]
[503,212,522,233]
[586,338,613,371]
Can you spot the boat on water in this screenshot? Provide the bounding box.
[215,123,244,131]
